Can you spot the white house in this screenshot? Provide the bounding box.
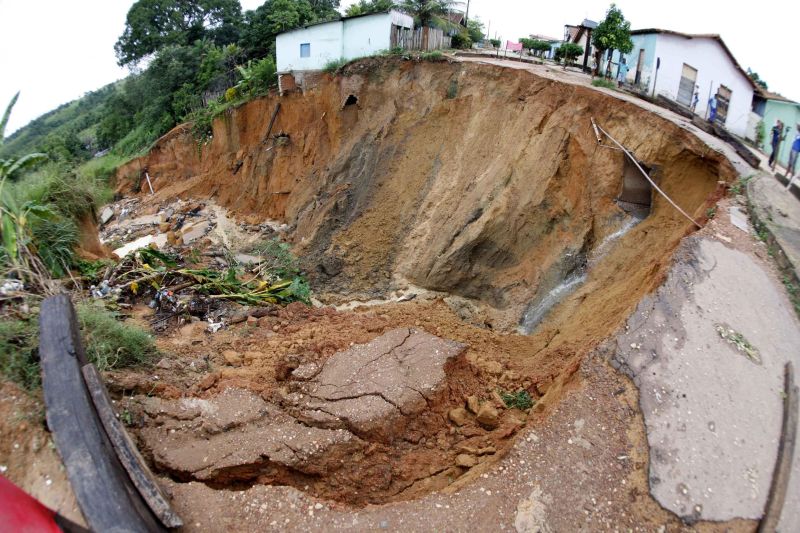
[276,10,414,73]
[610,29,757,137]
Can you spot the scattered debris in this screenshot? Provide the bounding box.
[715,324,761,364]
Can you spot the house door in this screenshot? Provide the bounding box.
[634,48,645,85]
[677,63,697,106]
[715,85,732,125]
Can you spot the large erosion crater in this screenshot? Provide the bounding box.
[114,57,736,506]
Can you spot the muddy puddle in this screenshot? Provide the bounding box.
[99,57,735,508]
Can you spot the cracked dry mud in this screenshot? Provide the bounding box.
[133,328,520,504]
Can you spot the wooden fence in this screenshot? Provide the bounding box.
[391,26,451,51]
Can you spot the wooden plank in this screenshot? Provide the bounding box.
[759,362,798,533]
[264,102,281,142]
[82,363,183,528]
[39,294,165,533]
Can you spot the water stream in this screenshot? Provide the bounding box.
[518,215,643,335]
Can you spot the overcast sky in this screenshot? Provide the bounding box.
[1,0,798,135]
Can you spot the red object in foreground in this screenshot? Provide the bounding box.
[0,474,62,533]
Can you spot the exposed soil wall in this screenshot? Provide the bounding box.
[115,56,736,421]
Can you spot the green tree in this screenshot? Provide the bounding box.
[345,0,393,16]
[114,0,243,66]
[591,4,633,74]
[519,37,536,52]
[466,17,484,42]
[555,43,584,65]
[747,68,768,90]
[397,0,461,28]
[239,0,319,60]
[531,40,552,57]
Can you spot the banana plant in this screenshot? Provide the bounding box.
[0,92,46,182]
[0,92,50,283]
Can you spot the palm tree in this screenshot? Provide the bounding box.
[397,0,463,28]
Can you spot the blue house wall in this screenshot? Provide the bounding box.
[609,33,657,90]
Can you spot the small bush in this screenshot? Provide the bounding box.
[77,302,158,371]
[500,390,535,410]
[592,78,617,90]
[249,238,301,279]
[451,31,472,49]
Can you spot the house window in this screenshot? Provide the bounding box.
[300,43,310,58]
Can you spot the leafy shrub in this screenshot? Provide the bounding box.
[555,43,584,64]
[489,38,501,48]
[451,31,472,49]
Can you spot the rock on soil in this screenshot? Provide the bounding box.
[137,329,467,487]
[140,388,363,483]
[280,328,466,442]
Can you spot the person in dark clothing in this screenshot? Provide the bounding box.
[769,119,785,170]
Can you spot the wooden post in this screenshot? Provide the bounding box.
[39,295,166,532]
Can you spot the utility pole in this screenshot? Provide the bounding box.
[465,0,470,25]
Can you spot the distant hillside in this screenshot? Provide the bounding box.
[0,83,118,162]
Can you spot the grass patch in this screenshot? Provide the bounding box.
[729,174,754,196]
[77,153,131,185]
[0,318,40,391]
[499,390,535,410]
[591,78,617,90]
[0,302,157,391]
[324,58,349,74]
[420,51,444,62]
[784,276,800,317]
[2,163,113,278]
[77,301,158,371]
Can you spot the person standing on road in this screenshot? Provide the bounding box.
[769,119,785,170]
[786,124,800,189]
[617,58,629,88]
[691,86,700,112]
[708,94,718,123]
